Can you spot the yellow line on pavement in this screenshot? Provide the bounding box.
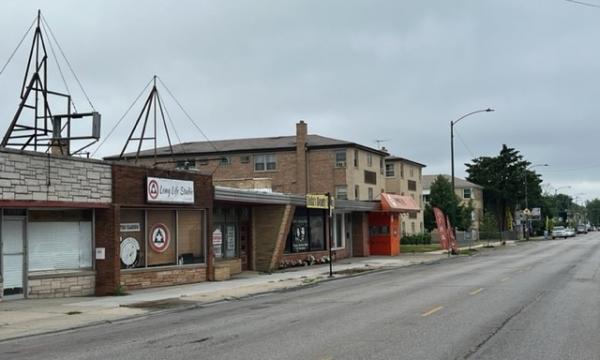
[421,305,444,317]
[469,288,484,295]
[500,277,510,282]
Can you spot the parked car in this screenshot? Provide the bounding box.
[565,227,576,237]
[552,226,568,239]
[577,224,588,234]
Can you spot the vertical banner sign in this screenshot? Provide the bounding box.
[433,207,449,250]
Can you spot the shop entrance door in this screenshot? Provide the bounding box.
[2,217,25,297]
[240,222,250,271]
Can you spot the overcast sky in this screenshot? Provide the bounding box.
[1,0,599,202]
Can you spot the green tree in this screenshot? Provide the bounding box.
[465,145,543,231]
[586,199,600,226]
[480,212,498,233]
[423,175,473,231]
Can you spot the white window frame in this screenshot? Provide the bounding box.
[463,188,472,199]
[254,154,276,171]
[367,153,373,167]
[219,156,231,166]
[335,185,348,200]
[385,163,395,177]
[368,187,374,200]
[335,151,347,168]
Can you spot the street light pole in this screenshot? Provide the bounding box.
[450,108,494,255]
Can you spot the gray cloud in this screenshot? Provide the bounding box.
[1,0,599,200]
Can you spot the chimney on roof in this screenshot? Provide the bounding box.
[381,146,388,153]
[296,120,308,194]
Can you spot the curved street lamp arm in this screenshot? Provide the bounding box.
[453,108,494,126]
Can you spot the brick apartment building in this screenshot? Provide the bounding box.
[112,121,389,202]
[384,156,426,236]
[422,175,484,234]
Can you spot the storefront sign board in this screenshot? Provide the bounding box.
[213,229,223,257]
[149,223,171,253]
[120,223,141,232]
[306,194,333,210]
[147,177,194,204]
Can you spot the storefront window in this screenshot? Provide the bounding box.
[309,209,325,251]
[28,210,92,271]
[178,211,204,264]
[213,207,246,259]
[147,210,177,267]
[286,208,326,253]
[119,209,146,269]
[120,209,205,270]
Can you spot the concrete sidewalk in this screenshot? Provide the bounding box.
[0,251,471,341]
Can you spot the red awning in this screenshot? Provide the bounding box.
[380,193,420,213]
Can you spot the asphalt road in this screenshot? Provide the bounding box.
[2,234,600,360]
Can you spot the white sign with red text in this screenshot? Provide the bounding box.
[147,177,194,204]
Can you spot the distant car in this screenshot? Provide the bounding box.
[577,224,588,234]
[552,226,568,239]
[565,227,576,237]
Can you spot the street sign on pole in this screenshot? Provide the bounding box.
[307,193,334,276]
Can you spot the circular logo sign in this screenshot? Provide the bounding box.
[120,237,140,267]
[149,223,170,253]
[148,179,159,200]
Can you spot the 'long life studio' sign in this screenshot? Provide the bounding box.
[147,177,194,204]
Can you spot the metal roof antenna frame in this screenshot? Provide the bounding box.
[118,75,175,165]
[1,10,101,156]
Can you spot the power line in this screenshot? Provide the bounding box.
[41,14,95,111]
[91,77,154,157]
[0,16,37,78]
[156,76,219,152]
[40,22,78,113]
[454,128,476,159]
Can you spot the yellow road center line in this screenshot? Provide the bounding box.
[500,277,510,282]
[469,288,484,295]
[421,306,444,317]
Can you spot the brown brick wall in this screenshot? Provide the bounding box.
[120,266,207,290]
[352,212,370,257]
[253,205,294,272]
[307,149,347,195]
[111,164,213,208]
[215,258,242,275]
[95,205,120,295]
[94,165,213,294]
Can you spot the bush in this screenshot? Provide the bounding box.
[401,232,432,245]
